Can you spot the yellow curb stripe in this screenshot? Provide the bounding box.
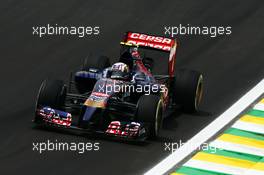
[170,173,184,175]
[240,115,264,125]
[252,162,264,171]
[259,98,264,104]
[192,152,264,171]
[217,134,264,149]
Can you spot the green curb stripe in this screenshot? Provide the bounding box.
[202,147,262,163]
[173,103,264,174]
[247,109,264,118]
[259,158,264,163]
[176,166,230,175]
[224,128,264,141]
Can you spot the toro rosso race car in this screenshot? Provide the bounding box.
[34,31,204,141]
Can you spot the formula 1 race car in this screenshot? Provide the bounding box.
[34,31,203,141]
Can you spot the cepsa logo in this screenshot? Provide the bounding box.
[127,32,173,51]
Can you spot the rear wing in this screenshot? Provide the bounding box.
[122,31,178,77]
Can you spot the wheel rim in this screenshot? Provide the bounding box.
[195,75,203,110]
[155,100,163,136]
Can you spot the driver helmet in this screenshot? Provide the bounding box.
[111,62,130,80]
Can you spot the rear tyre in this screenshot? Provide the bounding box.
[75,55,110,94]
[82,55,110,71]
[173,69,203,112]
[136,95,163,138]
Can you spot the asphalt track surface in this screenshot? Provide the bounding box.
[0,1,264,175]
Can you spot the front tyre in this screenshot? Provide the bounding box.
[36,79,66,110]
[136,95,163,138]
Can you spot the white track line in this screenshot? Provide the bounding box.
[144,79,264,175]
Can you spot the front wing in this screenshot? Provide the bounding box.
[34,106,147,141]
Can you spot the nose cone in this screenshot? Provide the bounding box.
[82,106,97,122]
[84,92,109,108]
[84,98,107,108]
